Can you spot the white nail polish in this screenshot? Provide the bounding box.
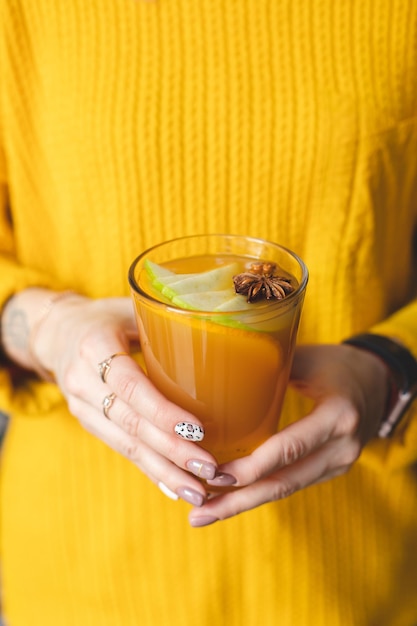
[174,422,205,442]
[158,482,179,500]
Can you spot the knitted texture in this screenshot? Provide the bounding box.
[1,1,417,624]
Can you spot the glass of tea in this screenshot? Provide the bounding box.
[129,234,308,464]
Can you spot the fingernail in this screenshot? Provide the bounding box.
[186,459,217,480]
[176,486,205,507]
[189,515,219,528]
[158,482,179,501]
[174,422,205,442]
[206,473,237,487]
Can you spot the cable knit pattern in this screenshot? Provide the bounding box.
[0,1,417,624]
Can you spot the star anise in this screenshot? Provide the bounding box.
[233,262,295,303]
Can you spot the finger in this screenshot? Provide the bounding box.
[95,351,208,442]
[66,366,218,475]
[212,396,345,487]
[69,395,209,506]
[103,392,217,473]
[189,438,351,526]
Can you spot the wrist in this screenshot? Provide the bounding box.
[28,289,77,381]
[1,288,78,381]
[343,333,417,437]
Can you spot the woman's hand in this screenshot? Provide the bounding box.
[188,343,391,527]
[3,289,219,507]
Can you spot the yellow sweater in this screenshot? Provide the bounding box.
[1,1,417,624]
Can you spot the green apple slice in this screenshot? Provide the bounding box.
[143,259,284,331]
[144,259,263,315]
[159,262,240,300]
[214,294,256,312]
[144,259,196,291]
[145,259,176,281]
[144,259,241,302]
[172,288,237,310]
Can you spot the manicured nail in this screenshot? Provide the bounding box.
[176,486,205,507]
[186,459,217,480]
[207,473,237,487]
[189,515,219,528]
[158,482,179,500]
[174,422,205,442]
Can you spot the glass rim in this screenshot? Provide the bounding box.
[128,233,309,315]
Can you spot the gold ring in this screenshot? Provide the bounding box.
[102,392,116,419]
[98,352,129,383]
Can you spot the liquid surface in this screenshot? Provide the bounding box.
[140,253,298,313]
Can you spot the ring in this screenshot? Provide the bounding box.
[98,352,129,383]
[102,392,116,419]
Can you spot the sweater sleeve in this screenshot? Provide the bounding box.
[0,16,62,319]
[0,153,69,417]
[0,158,62,319]
[361,299,417,470]
[0,142,63,395]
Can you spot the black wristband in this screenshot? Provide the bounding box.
[343,333,417,437]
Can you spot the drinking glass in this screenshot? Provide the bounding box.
[129,234,308,464]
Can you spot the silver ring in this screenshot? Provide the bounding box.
[98,352,129,383]
[102,392,116,419]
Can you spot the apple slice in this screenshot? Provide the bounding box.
[144,259,254,314]
[214,294,255,312]
[158,262,240,301]
[144,259,176,281]
[172,288,236,311]
[144,260,196,290]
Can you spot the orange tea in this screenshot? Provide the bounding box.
[129,235,308,464]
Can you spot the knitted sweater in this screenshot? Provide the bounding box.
[1,1,417,625]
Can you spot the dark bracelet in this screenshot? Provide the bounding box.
[343,333,417,438]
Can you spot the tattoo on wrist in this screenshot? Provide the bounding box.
[2,306,31,354]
